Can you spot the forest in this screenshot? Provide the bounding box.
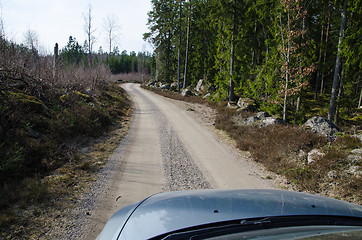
[144,0,361,124]
[60,35,153,75]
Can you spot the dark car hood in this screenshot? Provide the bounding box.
[97,189,362,240]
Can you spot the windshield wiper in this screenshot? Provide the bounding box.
[154,216,362,240]
[240,217,271,226]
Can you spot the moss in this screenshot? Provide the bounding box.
[73,90,92,102]
[59,94,70,103]
[7,91,52,117]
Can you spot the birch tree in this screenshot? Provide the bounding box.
[103,14,120,66]
[83,4,97,56]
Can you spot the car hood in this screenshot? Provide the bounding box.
[97,189,362,240]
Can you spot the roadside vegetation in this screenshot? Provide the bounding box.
[0,34,149,238]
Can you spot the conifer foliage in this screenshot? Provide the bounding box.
[144,0,361,123]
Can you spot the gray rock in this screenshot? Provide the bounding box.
[346,166,361,177]
[327,170,338,179]
[236,98,257,111]
[307,149,325,164]
[170,82,182,91]
[146,81,156,87]
[244,116,259,125]
[160,83,170,90]
[256,112,270,119]
[181,88,192,97]
[260,117,284,127]
[195,79,204,92]
[351,149,362,155]
[302,117,341,137]
[227,102,238,110]
[233,111,283,127]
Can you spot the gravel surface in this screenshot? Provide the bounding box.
[43,84,289,239]
[156,105,211,191]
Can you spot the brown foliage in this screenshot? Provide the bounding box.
[215,106,361,203]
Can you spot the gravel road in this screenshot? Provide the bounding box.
[71,83,281,239]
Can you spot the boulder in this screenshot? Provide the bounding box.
[181,88,192,97]
[195,79,204,92]
[260,117,284,127]
[302,117,341,137]
[160,83,170,90]
[243,116,259,125]
[346,149,362,165]
[346,166,361,177]
[351,148,362,155]
[256,112,270,119]
[307,149,325,164]
[147,81,156,87]
[233,111,283,127]
[227,102,238,110]
[236,98,257,111]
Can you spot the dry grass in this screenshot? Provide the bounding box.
[215,106,361,203]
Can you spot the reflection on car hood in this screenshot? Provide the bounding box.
[97,189,362,240]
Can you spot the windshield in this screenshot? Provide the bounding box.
[154,216,362,240]
[208,226,362,240]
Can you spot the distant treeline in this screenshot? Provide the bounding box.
[60,36,154,75]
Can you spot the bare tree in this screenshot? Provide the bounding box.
[23,29,39,50]
[0,0,5,38]
[83,3,97,55]
[103,14,119,66]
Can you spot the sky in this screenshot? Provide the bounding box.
[1,0,154,54]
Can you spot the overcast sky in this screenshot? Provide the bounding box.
[1,0,153,54]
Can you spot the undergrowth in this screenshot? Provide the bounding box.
[215,106,361,203]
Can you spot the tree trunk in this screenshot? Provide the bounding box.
[314,25,324,99]
[228,2,235,102]
[53,43,58,79]
[108,31,111,67]
[358,87,362,108]
[328,1,347,122]
[183,5,190,89]
[177,1,182,92]
[294,94,301,124]
[320,9,331,95]
[280,6,291,122]
[334,65,344,124]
